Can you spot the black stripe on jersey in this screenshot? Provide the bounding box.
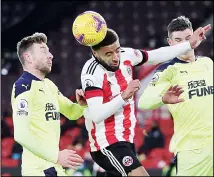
[91,63,99,75]
[136,50,148,66]
[120,48,125,53]
[85,86,103,92]
[87,61,99,75]
[86,60,96,74]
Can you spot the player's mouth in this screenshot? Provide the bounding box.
[111,62,119,67]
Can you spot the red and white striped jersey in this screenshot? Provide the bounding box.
[81,47,148,152]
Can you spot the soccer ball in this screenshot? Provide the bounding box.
[72,11,107,46]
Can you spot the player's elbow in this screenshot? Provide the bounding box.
[84,111,103,124]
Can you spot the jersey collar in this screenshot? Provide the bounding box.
[22,71,41,81]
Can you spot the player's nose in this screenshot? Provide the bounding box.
[112,53,119,62]
[48,52,54,60]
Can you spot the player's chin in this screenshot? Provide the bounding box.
[110,64,119,71]
[43,67,52,74]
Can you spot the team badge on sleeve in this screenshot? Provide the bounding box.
[151,73,159,82]
[84,79,94,88]
[17,99,28,116]
[149,73,159,86]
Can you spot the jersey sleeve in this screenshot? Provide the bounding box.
[121,47,148,66]
[11,84,58,163]
[46,79,84,120]
[138,64,174,110]
[81,73,104,99]
[57,90,84,120]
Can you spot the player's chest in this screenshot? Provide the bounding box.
[173,63,213,97]
[32,83,59,117]
[102,64,133,101]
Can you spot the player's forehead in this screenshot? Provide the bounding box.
[32,42,49,51]
[171,28,193,39]
[99,40,120,53]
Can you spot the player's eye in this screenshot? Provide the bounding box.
[106,53,112,57]
[116,50,120,53]
[175,39,181,42]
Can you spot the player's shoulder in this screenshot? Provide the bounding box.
[44,78,57,89]
[13,71,41,98]
[196,55,213,62]
[155,58,181,73]
[81,57,105,77]
[120,47,140,57]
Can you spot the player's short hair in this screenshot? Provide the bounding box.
[17,32,47,65]
[167,16,193,38]
[91,28,119,51]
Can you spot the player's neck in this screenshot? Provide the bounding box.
[177,55,196,63]
[23,68,45,80]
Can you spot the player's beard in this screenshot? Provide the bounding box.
[96,57,120,72]
[36,63,51,75]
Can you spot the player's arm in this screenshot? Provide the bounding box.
[12,87,58,163]
[81,74,126,124]
[131,25,210,66]
[138,66,172,110]
[129,41,192,66]
[57,90,85,120]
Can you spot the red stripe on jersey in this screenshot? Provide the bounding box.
[91,122,100,150]
[85,89,103,99]
[115,69,132,142]
[103,74,118,145]
[122,104,131,141]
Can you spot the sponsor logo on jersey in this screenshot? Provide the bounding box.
[188,80,213,99]
[45,103,60,121]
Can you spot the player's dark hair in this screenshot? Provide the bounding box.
[167,16,193,38]
[17,32,47,65]
[91,28,119,51]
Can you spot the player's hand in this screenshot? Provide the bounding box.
[162,85,185,104]
[121,79,141,101]
[76,89,87,106]
[189,24,211,49]
[57,149,84,169]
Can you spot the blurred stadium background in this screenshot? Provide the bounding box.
[1,1,213,176]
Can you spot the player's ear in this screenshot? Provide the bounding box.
[23,52,33,64]
[92,50,98,58]
[167,37,172,46]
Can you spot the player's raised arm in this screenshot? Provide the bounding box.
[12,85,58,164]
[132,24,211,66]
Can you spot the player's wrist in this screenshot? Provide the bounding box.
[121,91,129,103]
[119,93,128,105]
